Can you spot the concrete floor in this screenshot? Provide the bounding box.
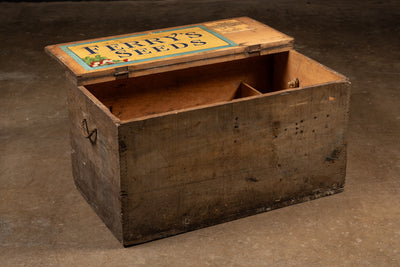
[1,1,399,266]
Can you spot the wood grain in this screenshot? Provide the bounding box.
[85,55,273,121]
[118,80,350,245]
[234,82,263,99]
[85,51,345,122]
[68,84,122,242]
[45,17,293,85]
[272,50,347,90]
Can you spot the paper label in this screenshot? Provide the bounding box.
[60,26,236,70]
[205,19,253,34]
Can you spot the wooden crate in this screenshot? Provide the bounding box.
[46,17,350,246]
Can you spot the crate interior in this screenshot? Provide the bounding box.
[85,50,344,121]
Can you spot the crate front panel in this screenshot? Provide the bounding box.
[118,82,349,244]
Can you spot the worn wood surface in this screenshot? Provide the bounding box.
[272,50,347,90]
[85,55,273,121]
[66,46,350,246]
[117,79,350,245]
[45,17,293,85]
[235,82,263,98]
[85,50,346,123]
[67,84,123,242]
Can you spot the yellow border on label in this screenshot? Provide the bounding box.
[60,25,237,70]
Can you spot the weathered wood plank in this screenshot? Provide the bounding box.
[118,80,350,245]
[67,84,123,242]
[85,55,273,121]
[45,17,293,85]
[272,50,347,90]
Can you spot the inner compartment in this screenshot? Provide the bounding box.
[85,50,344,121]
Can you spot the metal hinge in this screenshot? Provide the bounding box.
[114,67,129,80]
[246,44,261,56]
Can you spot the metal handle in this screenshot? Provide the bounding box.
[81,119,97,144]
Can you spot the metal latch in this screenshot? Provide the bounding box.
[246,44,261,56]
[114,67,129,80]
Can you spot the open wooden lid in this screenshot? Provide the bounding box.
[45,17,293,85]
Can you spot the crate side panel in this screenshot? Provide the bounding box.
[68,85,122,241]
[119,81,350,245]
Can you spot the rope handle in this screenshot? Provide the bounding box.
[81,119,97,144]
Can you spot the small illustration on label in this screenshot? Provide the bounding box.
[205,19,253,34]
[60,26,237,70]
[82,54,130,68]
